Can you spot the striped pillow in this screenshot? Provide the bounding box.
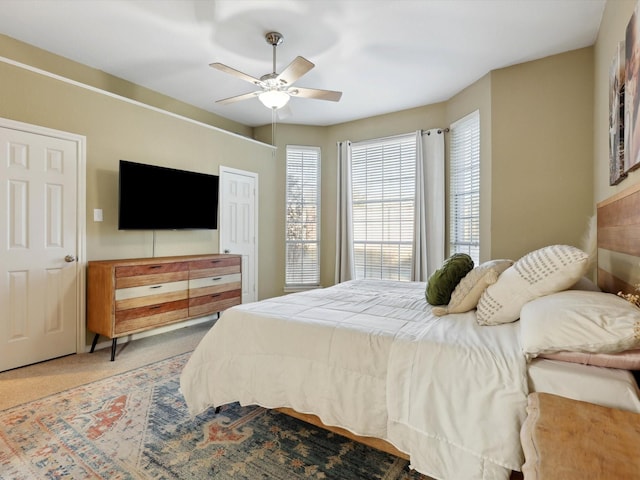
[476,245,589,325]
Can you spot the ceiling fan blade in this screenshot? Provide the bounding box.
[216,91,259,105]
[277,56,314,85]
[290,87,342,102]
[210,62,263,86]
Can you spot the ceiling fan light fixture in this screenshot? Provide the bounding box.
[258,89,290,109]
[212,31,341,112]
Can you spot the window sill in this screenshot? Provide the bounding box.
[284,285,321,294]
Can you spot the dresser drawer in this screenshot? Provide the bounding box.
[115,280,188,311]
[189,256,240,271]
[189,257,241,280]
[188,289,241,317]
[116,280,188,301]
[115,270,188,289]
[116,262,189,277]
[114,299,189,335]
[188,273,241,291]
[115,262,189,289]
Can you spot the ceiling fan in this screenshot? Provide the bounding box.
[211,32,342,110]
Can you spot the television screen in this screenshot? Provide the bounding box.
[118,160,219,230]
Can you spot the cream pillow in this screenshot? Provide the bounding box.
[432,259,513,316]
[521,290,640,358]
[476,245,589,325]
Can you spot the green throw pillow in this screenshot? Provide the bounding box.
[426,253,474,305]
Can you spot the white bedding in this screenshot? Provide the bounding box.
[179,279,529,480]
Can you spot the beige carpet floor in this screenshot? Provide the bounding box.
[0,320,213,411]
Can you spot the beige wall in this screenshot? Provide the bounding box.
[594,1,640,203]
[327,48,594,268]
[490,47,594,260]
[266,49,593,285]
[447,49,594,263]
[0,15,607,302]
[0,37,281,309]
[0,34,252,138]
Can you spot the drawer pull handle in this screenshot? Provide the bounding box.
[211,277,222,281]
[210,294,221,298]
[150,285,162,289]
[149,265,162,269]
[211,260,221,264]
[150,305,162,310]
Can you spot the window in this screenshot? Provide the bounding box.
[449,111,480,264]
[285,145,321,288]
[351,134,416,281]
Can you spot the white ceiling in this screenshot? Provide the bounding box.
[0,0,606,128]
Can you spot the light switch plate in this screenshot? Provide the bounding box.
[93,209,103,222]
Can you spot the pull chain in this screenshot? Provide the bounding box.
[272,108,277,146]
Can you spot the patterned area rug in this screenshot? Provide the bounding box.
[0,352,427,479]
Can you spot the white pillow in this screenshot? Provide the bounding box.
[476,245,589,325]
[432,259,513,316]
[521,290,640,358]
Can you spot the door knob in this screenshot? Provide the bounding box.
[64,255,77,263]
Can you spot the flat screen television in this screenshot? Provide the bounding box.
[118,160,219,230]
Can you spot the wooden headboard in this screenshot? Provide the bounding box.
[597,182,640,295]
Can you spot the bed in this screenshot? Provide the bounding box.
[180,185,640,480]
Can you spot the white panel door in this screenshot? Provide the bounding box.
[219,167,257,304]
[0,126,79,371]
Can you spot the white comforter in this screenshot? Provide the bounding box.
[180,280,528,480]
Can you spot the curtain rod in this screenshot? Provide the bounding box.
[422,127,449,135]
[352,128,449,147]
[352,131,415,146]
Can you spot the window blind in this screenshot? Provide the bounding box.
[351,134,416,281]
[449,111,480,264]
[285,145,321,287]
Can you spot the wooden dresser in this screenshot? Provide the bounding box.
[87,253,241,360]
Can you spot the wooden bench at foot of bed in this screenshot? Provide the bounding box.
[520,392,640,479]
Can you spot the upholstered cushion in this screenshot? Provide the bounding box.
[432,259,513,316]
[476,245,589,325]
[521,392,640,480]
[425,253,474,305]
[521,290,640,358]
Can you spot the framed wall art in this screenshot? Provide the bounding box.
[610,41,626,185]
[625,0,640,174]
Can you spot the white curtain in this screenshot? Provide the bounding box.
[411,129,445,281]
[335,141,355,283]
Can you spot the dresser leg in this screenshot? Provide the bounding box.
[90,333,100,353]
[110,338,117,361]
